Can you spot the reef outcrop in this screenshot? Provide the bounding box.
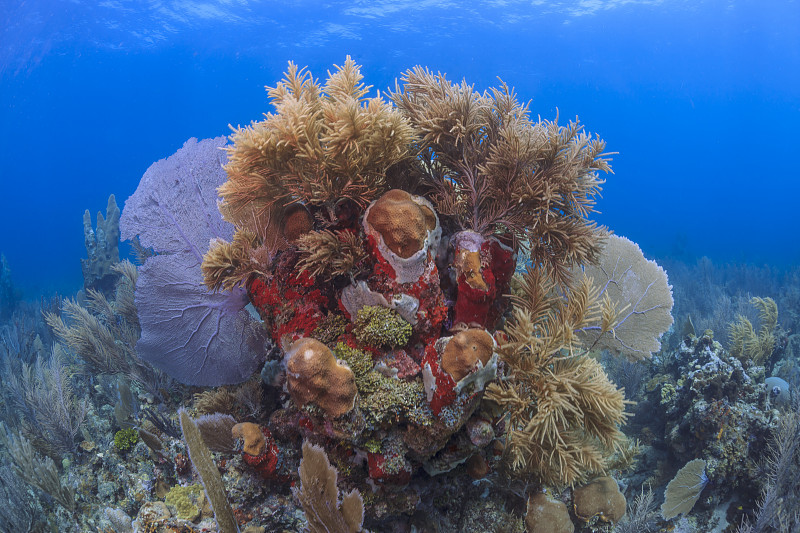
[117,58,674,529]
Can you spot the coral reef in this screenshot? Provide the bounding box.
[77,59,675,531]
[656,332,775,497]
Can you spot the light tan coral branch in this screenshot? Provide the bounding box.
[220,57,415,232]
[392,68,612,287]
[296,229,369,280]
[294,440,366,533]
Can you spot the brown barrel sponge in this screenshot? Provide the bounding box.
[525,492,574,533]
[365,189,436,258]
[573,476,626,524]
[441,329,494,382]
[286,338,357,418]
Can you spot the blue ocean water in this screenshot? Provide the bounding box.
[1,0,799,295]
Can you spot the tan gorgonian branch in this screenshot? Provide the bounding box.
[296,229,369,280]
[294,440,366,533]
[392,67,612,287]
[220,57,415,232]
[729,296,778,364]
[486,267,629,487]
[111,260,139,329]
[202,229,278,292]
[46,299,131,376]
[202,233,251,292]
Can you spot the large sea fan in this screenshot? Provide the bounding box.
[120,137,267,386]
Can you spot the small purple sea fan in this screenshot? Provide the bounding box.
[120,137,266,386]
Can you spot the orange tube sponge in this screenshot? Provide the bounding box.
[286,338,357,418]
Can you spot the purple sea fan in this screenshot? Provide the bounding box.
[120,137,267,386]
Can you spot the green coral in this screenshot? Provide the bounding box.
[113,428,139,452]
[363,438,382,453]
[332,342,432,427]
[333,343,375,388]
[353,306,412,348]
[660,383,677,405]
[361,377,432,428]
[165,484,203,521]
[311,313,348,345]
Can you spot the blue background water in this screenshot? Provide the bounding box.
[1,0,798,295]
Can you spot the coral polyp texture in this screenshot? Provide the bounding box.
[119,58,675,527]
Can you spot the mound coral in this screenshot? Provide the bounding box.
[728,296,778,364]
[525,492,574,533]
[441,329,495,382]
[285,338,358,418]
[572,476,626,523]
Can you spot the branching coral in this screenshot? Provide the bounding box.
[2,345,87,456]
[486,235,672,486]
[294,440,366,533]
[296,229,369,280]
[485,268,630,486]
[391,67,612,287]
[486,347,629,487]
[728,297,778,364]
[45,261,169,399]
[220,56,414,225]
[203,58,415,292]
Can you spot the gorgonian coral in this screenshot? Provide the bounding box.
[220,56,415,226]
[391,67,612,288]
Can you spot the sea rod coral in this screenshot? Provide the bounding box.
[120,58,674,527]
